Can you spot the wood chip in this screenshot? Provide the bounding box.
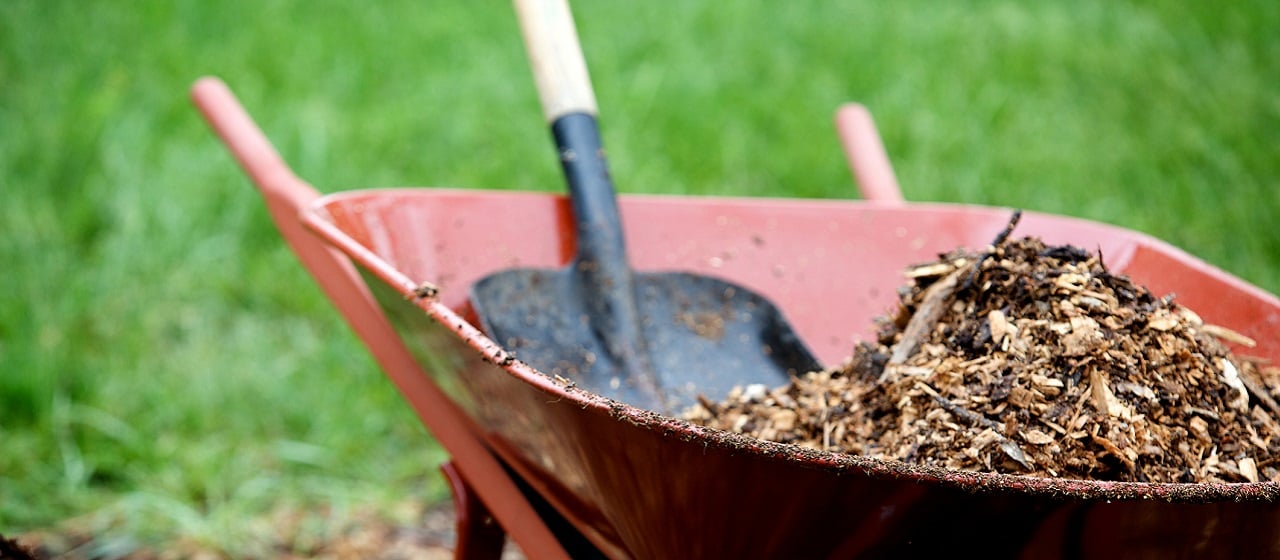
[905,261,962,279]
[1147,312,1181,332]
[889,264,971,365]
[1021,429,1056,445]
[1240,457,1260,483]
[1220,359,1250,413]
[988,309,1016,350]
[1203,323,1257,348]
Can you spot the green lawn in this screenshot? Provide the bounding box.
[2,0,1277,555]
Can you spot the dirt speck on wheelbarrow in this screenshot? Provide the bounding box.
[686,214,1280,484]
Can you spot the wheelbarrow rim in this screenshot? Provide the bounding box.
[304,188,1280,505]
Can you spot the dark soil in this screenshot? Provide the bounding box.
[686,213,1280,483]
[12,502,524,560]
[1,534,37,560]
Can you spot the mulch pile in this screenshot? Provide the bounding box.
[685,212,1280,483]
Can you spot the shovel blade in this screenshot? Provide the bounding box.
[471,268,821,411]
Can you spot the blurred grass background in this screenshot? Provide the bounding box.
[2,0,1277,554]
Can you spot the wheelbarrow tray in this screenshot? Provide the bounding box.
[304,187,1280,558]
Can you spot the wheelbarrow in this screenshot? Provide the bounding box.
[192,77,1280,558]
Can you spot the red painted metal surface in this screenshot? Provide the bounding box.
[441,462,507,560]
[308,189,1280,558]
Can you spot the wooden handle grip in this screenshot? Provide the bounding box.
[513,0,598,121]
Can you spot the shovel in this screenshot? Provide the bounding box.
[471,0,821,412]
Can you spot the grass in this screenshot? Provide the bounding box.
[2,0,1276,554]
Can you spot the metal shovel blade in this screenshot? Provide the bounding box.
[472,266,821,412]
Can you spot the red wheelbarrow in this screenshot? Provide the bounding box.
[193,78,1280,559]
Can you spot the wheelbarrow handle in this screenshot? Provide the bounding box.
[835,103,905,204]
[191,77,571,560]
[190,77,317,209]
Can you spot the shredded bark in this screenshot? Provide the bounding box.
[685,218,1280,484]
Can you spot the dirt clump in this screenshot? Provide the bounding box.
[1,534,37,560]
[685,213,1280,483]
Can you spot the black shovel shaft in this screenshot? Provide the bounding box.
[552,112,626,272]
[550,112,664,403]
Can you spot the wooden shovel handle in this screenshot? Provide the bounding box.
[513,0,598,121]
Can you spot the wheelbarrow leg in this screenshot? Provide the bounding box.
[835,103,905,203]
[441,461,508,560]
